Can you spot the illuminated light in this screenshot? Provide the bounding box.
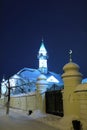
[47,76,59,83]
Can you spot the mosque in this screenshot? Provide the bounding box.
[1,40,63,95]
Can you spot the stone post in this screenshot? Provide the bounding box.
[36,74,48,113]
[62,62,82,116]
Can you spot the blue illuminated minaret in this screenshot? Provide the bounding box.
[38,39,48,74]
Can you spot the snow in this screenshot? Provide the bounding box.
[0,105,79,130]
[29,109,79,130]
[29,110,47,119]
[11,91,36,97]
[82,78,87,83]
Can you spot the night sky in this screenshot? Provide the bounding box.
[0,0,87,81]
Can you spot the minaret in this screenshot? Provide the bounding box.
[37,39,48,74]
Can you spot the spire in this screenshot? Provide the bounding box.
[39,39,47,56]
[69,49,72,62]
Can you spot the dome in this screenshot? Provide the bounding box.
[75,83,87,92]
[37,74,47,81]
[36,74,48,85]
[36,74,48,93]
[62,61,83,78]
[63,62,80,71]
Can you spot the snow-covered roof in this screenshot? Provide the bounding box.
[82,78,87,84]
[17,67,63,86]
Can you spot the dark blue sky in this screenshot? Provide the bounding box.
[0,0,87,81]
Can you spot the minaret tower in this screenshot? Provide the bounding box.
[37,39,48,74]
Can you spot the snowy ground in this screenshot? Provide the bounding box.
[0,105,77,130]
[29,110,79,130]
[0,105,58,130]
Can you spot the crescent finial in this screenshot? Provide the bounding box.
[69,49,72,62]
